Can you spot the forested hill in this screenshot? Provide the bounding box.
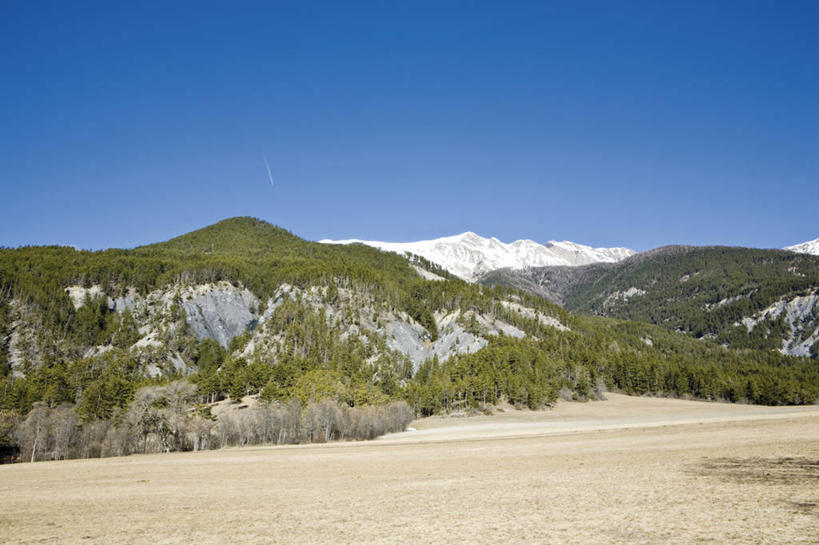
[0,217,456,334]
[1,218,818,462]
[479,246,819,357]
[140,217,305,255]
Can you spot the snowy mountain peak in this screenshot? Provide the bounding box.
[785,238,819,256]
[320,232,636,282]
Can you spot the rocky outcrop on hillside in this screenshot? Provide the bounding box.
[8,280,568,378]
[738,292,819,358]
[180,285,259,348]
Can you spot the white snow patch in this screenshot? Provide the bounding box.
[785,237,819,256]
[320,232,635,282]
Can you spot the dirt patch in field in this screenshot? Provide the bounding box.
[689,456,819,519]
[690,456,819,484]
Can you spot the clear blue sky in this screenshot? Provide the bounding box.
[1,1,817,251]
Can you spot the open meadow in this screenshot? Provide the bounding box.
[1,394,817,544]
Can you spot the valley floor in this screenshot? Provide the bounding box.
[1,394,817,544]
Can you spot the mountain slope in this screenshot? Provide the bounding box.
[320,232,634,281]
[480,246,819,357]
[0,217,578,410]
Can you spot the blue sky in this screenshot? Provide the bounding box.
[1,1,817,251]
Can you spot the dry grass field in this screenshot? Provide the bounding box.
[1,394,817,544]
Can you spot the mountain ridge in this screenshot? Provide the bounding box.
[320,231,635,282]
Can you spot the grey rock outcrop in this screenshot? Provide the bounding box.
[181,285,260,348]
[737,292,819,357]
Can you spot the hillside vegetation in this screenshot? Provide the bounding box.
[481,246,819,356]
[1,219,817,462]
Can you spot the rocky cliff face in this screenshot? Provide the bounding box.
[233,284,565,371]
[737,292,819,358]
[6,281,570,378]
[180,285,259,348]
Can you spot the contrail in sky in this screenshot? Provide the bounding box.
[263,156,274,187]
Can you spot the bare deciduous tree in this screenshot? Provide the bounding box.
[10,382,414,462]
[17,402,50,463]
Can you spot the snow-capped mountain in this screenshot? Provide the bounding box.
[320,232,636,282]
[785,238,819,256]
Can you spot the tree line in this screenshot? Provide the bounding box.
[7,381,413,463]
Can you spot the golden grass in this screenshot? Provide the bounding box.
[1,394,817,544]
